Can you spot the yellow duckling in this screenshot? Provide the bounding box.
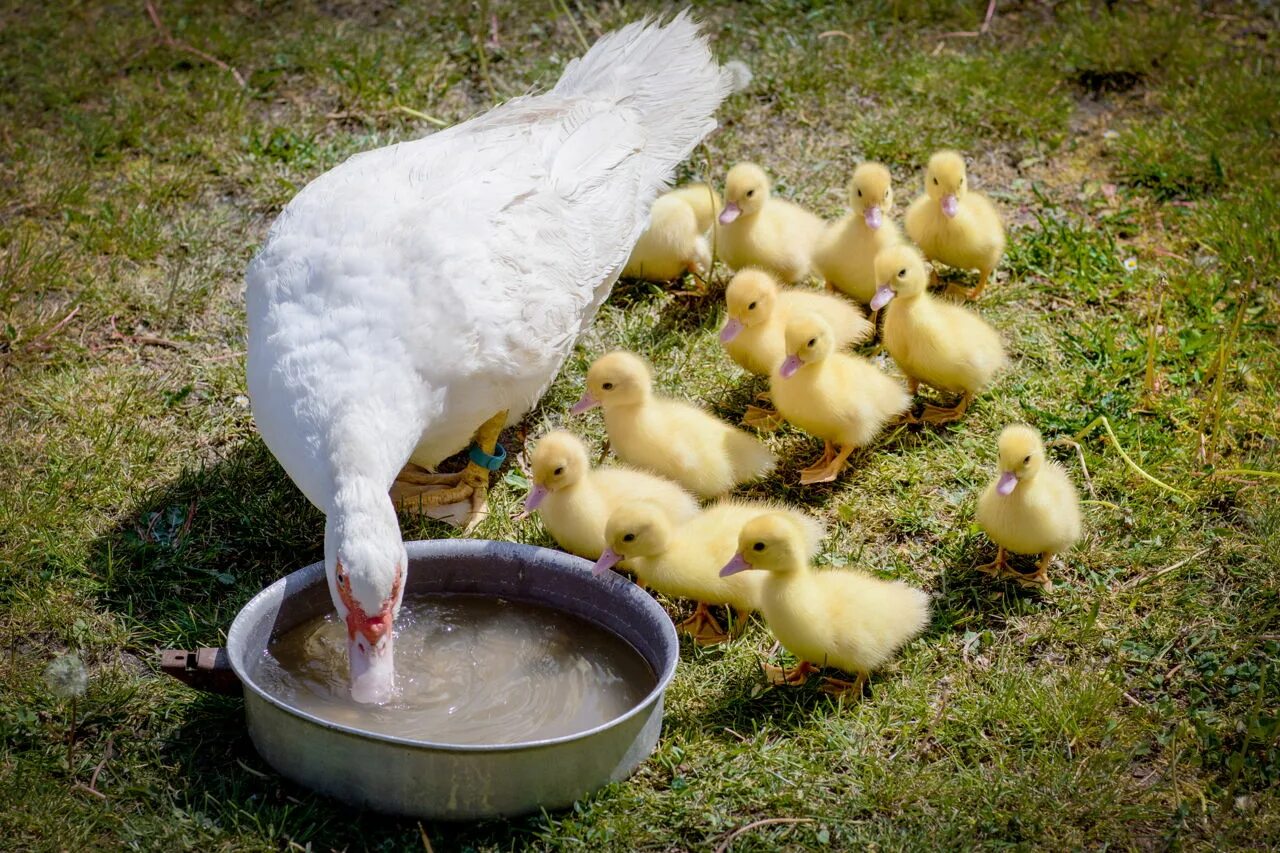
[716,162,825,283]
[524,430,699,561]
[975,425,1083,590]
[622,183,721,282]
[812,162,904,305]
[720,268,872,377]
[904,150,1005,299]
[720,513,931,697]
[770,313,910,484]
[573,351,776,498]
[594,499,824,644]
[872,243,1007,425]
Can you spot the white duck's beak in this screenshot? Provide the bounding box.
[718,202,741,225]
[592,547,622,577]
[348,631,394,705]
[571,393,599,415]
[864,205,883,230]
[719,552,751,577]
[869,284,895,311]
[996,471,1018,496]
[941,194,959,218]
[720,317,745,343]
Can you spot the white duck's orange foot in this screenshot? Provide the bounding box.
[677,603,729,646]
[761,660,816,687]
[391,461,490,531]
[819,673,867,699]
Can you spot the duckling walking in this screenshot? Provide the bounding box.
[721,514,930,697]
[975,425,1083,590]
[905,150,1005,299]
[873,244,1007,425]
[771,313,910,483]
[524,430,698,561]
[594,500,823,644]
[813,162,904,306]
[717,162,826,283]
[573,351,776,498]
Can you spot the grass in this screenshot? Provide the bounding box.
[2,0,1278,849]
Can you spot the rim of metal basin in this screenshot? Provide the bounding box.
[227,537,680,753]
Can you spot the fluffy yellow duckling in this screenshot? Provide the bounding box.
[716,162,825,283]
[622,183,722,282]
[523,430,699,561]
[593,499,824,644]
[573,351,776,498]
[720,268,872,377]
[975,425,1083,590]
[872,244,1007,425]
[720,513,930,697]
[904,150,1005,299]
[770,313,910,484]
[812,162,904,305]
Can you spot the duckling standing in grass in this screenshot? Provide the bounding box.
[721,268,872,377]
[716,162,825,283]
[721,513,930,697]
[573,351,776,498]
[623,184,721,282]
[975,424,1083,590]
[813,162,903,306]
[770,313,911,484]
[872,244,1007,425]
[904,150,1005,299]
[594,500,824,644]
[524,430,699,561]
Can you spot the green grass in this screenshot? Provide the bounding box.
[2,0,1279,849]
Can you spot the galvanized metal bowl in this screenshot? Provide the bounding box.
[226,539,679,819]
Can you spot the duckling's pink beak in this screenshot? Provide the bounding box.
[524,484,549,511]
[869,285,895,311]
[718,202,741,225]
[941,194,959,218]
[864,205,883,230]
[779,354,803,379]
[571,393,599,415]
[592,547,623,577]
[720,317,745,343]
[719,553,751,577]
[996,471,1018,496]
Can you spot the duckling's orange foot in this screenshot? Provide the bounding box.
[761,660,816,687]
[1012,567,1053,591]
[677,603,729,646]
[742,405,784,431]
[975,548,1012,579]
[920,403,964,425]
[818,673,867,700]
[391,462,490,531]
[799,459,842,485]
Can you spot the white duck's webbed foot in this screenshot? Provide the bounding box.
[390,410,508,531]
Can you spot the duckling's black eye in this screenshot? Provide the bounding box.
[623,533,635,543]
[856,188,862,197]
[933,177,939,185]
[898,268,906,277]
[746,189,755,197]
[753,542,765,552]
[553,466,564,476]
[807,337,817,347]
[602,382,614,390]
[1023,454,1032,464]
[747,301,757,310]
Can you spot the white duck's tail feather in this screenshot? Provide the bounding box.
[551,10,735,171]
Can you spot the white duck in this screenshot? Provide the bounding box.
[246,14,737,703]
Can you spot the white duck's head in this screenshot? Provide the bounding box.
[325,484,406,704]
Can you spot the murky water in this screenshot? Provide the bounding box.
[255,594,655,745]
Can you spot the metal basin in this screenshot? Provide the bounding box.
[225,539,679,819]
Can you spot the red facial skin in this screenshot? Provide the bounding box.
[334,562,402,645]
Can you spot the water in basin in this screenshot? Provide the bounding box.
[255,594,656,745]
